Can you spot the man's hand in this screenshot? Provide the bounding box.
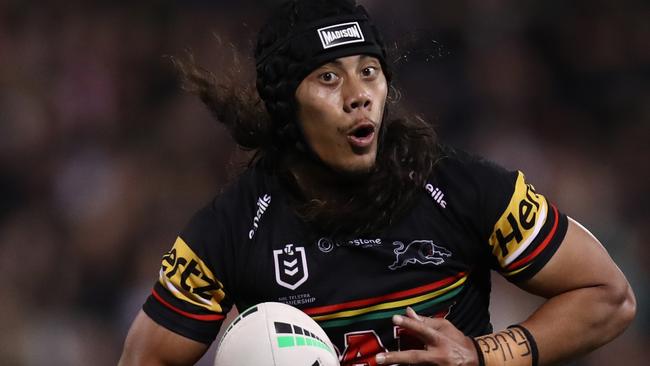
[375,307,479,366]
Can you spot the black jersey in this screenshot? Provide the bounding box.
[143,148,568,365]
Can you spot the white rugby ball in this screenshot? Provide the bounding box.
[214,302,340,366]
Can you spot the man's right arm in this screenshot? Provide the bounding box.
[119,310,209,366]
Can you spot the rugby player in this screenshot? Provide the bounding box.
[119,0,636,365]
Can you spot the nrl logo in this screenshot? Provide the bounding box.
[388,240,452,270]
[317,21,365,49]
[273,244,309,290]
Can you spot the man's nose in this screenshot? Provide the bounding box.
[343,77,372,113]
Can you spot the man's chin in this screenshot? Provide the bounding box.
[332,158,377,179]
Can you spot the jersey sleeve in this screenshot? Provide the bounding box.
[484,170,568,282]
[142,203,235,344]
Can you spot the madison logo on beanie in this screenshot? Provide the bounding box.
[317,21,365,49]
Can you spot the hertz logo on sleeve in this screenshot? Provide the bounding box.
[158,237,226,313]
[489,172,548,268]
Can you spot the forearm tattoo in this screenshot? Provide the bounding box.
[473,326,537,366]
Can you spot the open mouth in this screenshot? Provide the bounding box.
[347,122,376,148]
[350,124,375,139]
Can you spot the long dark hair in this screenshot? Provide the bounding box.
[171,7,439,239]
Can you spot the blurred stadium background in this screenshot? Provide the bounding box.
[0,0,647,365]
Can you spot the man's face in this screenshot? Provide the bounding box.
[295,55,388,174]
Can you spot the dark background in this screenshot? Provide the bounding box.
[0,0,647,365]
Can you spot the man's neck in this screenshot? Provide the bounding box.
[285,154,368,205]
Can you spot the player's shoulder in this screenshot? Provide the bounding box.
[432,144,517,190]
[182,164,275,242]
[211,164,273,212]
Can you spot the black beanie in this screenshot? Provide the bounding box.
[254,0,390,146]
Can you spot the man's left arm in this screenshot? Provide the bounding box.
[376,218,636,366]
[513,217,636,365]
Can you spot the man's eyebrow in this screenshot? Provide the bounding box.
[326,59,343,67]
[322,56,378,68]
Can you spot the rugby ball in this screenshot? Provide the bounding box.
[214,302,340,366]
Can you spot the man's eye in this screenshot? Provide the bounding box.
[319,72,338,83]
[362,66,378,77]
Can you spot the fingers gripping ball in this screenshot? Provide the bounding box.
[214,302,340,366]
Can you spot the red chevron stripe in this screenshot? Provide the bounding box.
[303,272,466,316]
[152,288,225,322]
[506,205,560,271]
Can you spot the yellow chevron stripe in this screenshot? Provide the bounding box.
[503,263,532,277]
[311,275,467,322]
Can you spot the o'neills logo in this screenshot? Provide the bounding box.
[249,194,271,239]
[425,183,447,208]
[317,21,365,49]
